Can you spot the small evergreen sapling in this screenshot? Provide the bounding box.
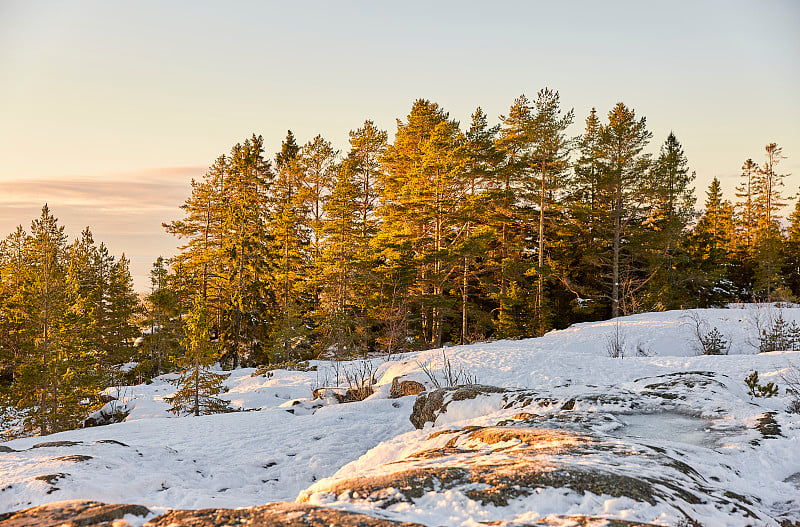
[759,313,800,353]
[166,295,230,416]
[744,371,778,399]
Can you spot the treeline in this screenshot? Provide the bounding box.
[0,209,139,435]
[1,90,797,434]
[157,91,798,367]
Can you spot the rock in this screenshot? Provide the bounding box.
[0,499,149,527]
[97,393,118,404]
[145,502,424,526]
[300,421,767,523]
[0,446,16,453]
[409,384,507,429]
[389,377,425,399]
[312,386,373,403]
[31,441,82,449]
[52,455,93,463]
[83,401,131,428]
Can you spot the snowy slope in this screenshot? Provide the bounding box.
[1,305,800,526]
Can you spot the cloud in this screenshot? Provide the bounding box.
[0,166,205,291]
[0,166,204,218]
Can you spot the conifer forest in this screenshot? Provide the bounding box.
[1,92,798,434]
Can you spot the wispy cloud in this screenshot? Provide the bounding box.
[0,166,204,291]
[0,166,204,219]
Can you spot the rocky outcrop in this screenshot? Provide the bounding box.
[409,384,507,428]
[0,500,149,527]
[0,500,424,527]
[146,502,424,526]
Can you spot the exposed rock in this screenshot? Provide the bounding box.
[52,455,93,463]
[312,386,373,403]
[0,499,149,527]
[83,401,131,428]
[409,384,507,429]
[145,501,423,526]
[0,446,16,453]
[301,422,768,523]
[31,441,82,449]
[97,393,118,404]
[389,377,425,398]
[34,473,67,485]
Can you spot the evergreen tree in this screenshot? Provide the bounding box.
[686,178,735,305]
[752,143,790,302]
[167,295,230,416]
[595,103,653,317]
[642,132,696,309]
[491,95,534,337]
[784,190,800,298]
[378,99,467,348]
[222,135,274,367]
[734,158,760,251]
[459,107,502,343]
[562,108,607,319]
[527,88,574,334]
[269,131,313,360]
[138,256,181,379]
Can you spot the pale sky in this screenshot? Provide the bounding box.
[1,0,799,290]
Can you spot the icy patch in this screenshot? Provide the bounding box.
[608,412,720,448]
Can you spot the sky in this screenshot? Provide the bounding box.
[1,0,799,291]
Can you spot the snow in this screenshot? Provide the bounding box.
[2,305,800,525]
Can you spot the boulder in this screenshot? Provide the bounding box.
[83,401,130,428]
[389,377,425,399]
[409,384,506,429]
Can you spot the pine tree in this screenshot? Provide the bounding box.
[459,107,502,343]
[222,135,274,367]
[596,103,653,317]
[167,295,230,416]
[378,99,467,348]
[561,108,607,319]
[317,161,361,357]
[734,158,760,251]
[0,227,31,390]
[752,143,790,302]
[527,88,574,334]
[784,190,800,297]
[491,95,534,338]
[164,157,228,329]
[138,256,181,379]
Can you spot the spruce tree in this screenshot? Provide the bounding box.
[642,132,696,309]
[269,131,313,361]
[686,178,735,303]
[167,295,230,416]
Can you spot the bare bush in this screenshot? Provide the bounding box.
[605,319,626,358]
[312,360,377,402]
[417,350,478,388]
[780,362,800,413]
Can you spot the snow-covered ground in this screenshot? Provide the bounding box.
[1,305,800,526]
